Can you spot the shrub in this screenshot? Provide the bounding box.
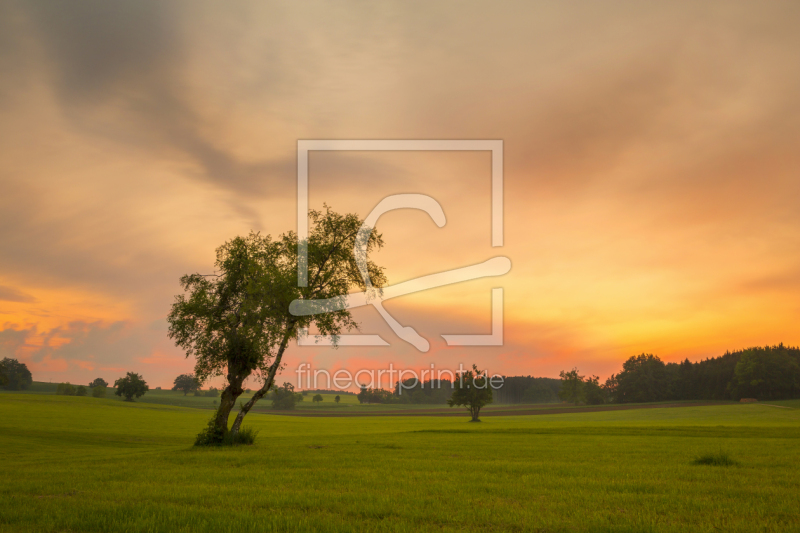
[204,387,220,397]
[56,382,76,396]
[194,418,258,447]
[92,385,107,398]
[223,426,258,446]
[692,450,738,466]
[75,385,88,396]
[194,417,225,446]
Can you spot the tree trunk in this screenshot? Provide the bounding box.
[213,372,246,437]
[470,405,481,422]
[230,325,294,435]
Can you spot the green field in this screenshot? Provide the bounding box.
[19,382,363,410]
[1,393,799,532]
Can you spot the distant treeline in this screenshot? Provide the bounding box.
[356,344,800,405]
[492,376,562,404]
[604,344,800,403]
[301,389,356,396]
[353,376,562,405]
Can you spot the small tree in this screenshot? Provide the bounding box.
[204,387,220,397]
[357,385,369,404]
[448,364,493,422]
[271,382,303,410]
[558,368,585,404]
[92,385,107,398]
[172,373,200,396]
[312,394,323,404]
[0,358,33,391]
[76,385,88,397]
[89,378,108,388]
[334,395,340,404]
[114,372,149,402]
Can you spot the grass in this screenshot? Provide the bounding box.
[1,393,799,532]
[692,450,738,466]
[16,382,700,414]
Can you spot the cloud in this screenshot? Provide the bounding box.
[0,285,37,303]
[11,1,293,203]
[0,326,33,358]
[0,320,191,386]
[1,1,799,384]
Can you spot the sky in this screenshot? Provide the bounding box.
[1,0,799,390]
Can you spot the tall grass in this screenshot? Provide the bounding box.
[692,449,738,466]
[223,426,258,446]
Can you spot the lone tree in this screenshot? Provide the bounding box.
[334,395,340,404]
[448,364,493,422]
[114,372,149,402]
[168,208,386,444]
[312,393,323,404]
[92,385,107,398]
[172,373,200,396]
[89,378,108,388]
[0,358,32,391]
[271,382,303,410]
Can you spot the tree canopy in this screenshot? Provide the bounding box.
[606,354,672,403]
[89,378,108,388]
[0,358,32,391]
[558,368,584,404]
[728,346,800,400]
[114,372,149,402]
[172,373,200,396]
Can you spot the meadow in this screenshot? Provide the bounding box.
[1,393,799,532]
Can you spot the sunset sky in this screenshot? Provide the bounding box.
[1,1,798,389]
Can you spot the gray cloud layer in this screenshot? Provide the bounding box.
[1,0,799,385]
